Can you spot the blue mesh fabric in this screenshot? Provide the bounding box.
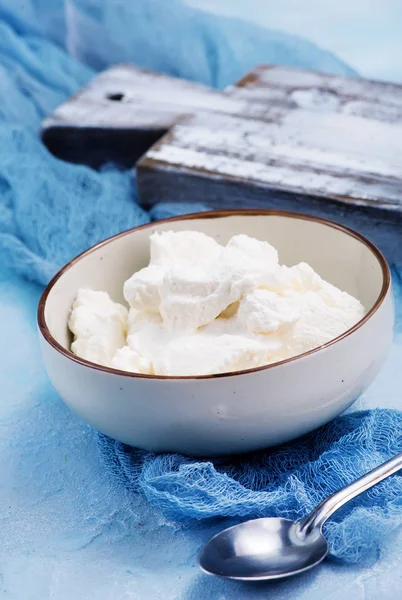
[97,409,402,564]
[0,0,401,568]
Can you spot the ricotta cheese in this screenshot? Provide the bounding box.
[69,231,365,376]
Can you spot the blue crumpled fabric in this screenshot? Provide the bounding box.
[0,0,400,566]
[98,409,402,563]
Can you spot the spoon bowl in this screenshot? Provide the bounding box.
[198,518,328,581]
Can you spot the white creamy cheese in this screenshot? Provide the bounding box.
[69,231,365,376]
[69,289,128,366]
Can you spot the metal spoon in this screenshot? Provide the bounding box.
[198,451,402,581]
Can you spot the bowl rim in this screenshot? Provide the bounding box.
[37,209,391,380]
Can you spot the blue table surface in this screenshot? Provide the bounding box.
[1,265,402,600]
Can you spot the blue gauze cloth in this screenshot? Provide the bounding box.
[98,409,402,564]
[0,0,400,565]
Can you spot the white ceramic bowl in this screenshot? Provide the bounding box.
[38,210,393,456]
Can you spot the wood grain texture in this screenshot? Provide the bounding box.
[41,63,273,167]
[138,108,402,210]
[230,65,402,123]
[41,63,402,225]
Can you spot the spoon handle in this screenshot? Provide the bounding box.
[299,451,402,536]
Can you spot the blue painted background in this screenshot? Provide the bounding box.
[1,1,402,598]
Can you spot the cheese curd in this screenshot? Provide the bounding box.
[69,231,365,376]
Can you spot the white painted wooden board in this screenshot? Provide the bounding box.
[41,63,402,217]
[139,108,402,210]
[137,65,402,214]
[229,65,402,123]
[41,64,280,166]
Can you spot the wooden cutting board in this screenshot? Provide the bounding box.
[41,63,402,261]
[41,64,263,167]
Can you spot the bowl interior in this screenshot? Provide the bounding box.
[42,213,386,352]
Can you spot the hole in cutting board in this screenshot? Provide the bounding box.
[107,92,125,101]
